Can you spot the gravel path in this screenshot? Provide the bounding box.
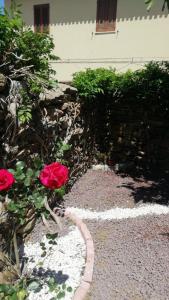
[64,169,169,210]
[86,215,169,300]
[64,169,169,300]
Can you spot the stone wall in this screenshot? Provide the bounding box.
[0,80,95,185]
[90,100,169,177]
[1,75,169,179]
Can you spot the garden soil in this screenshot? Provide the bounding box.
[64,169,169,300]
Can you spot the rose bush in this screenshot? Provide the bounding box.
[0,161,69,297]
[39,162,69,189]
[0,169,15,191]
[0,161,69,284]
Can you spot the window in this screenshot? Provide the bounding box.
[96,0,117,32]
[34,4,49,33]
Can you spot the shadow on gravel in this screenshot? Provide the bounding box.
[120,176,169,206]
[32,267,69,284]
[160,232,169,240]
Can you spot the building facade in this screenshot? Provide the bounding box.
[5,0,169,81]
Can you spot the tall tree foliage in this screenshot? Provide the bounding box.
[0,1,58,94]
[145,0,169,11]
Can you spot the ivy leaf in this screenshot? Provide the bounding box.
[67,286,73,292]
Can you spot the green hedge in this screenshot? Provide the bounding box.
[73,63,169,174]
[73,62,169,118]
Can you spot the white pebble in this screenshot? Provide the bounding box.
[24,226,86,300]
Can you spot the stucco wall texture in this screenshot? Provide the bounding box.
[5,0,169,81]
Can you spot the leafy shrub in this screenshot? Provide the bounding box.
[0,3,62,165]
[0,2,58,96]
[73,62,169,116]
[0,159,68,283]
[73,62,169,173]
[73,68,117,100]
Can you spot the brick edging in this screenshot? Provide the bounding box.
[65,209,94,300]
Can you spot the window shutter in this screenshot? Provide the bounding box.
[34,5,41,32]
[34,4,49,33]
[42,4,49,33]
[96,0,117,32]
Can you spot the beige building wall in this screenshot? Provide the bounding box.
[5,0,169,81]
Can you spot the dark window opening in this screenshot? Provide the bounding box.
[34,4,49,33]
[96,0,117,32]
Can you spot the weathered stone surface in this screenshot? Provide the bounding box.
[0,74,7,92]
[39,83,77,105]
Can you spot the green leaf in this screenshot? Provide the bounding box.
[145,0,153,10]
[40,242,45,247]
[47,277,58,292]
[34,196,45,209]
[19,217,25,225]
[28,281,40,291]
[10,293,18,300]
[15,173,25,181]
[46,233,58,240]
[162,0,169,11]
[61,143,71,151]
[16,289,27,300]
[8,169,15,175]
[48,277,55,286]
[67,286,73,292]
[33,158,43,170]
[62,284,66,290]
[16,161,25,170]
[24,177,31,187]
[49,240,57,245]
[54,186,65,198]
[0,284,14,294]
[7,202,17,212]
[41,251,47,257]
[26,168,34,177]
[35,170,40,177]
[57,291,65,299]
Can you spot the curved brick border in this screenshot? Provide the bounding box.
[65,209,94,300]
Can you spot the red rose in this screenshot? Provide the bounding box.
[0,169,15,191]
[39,162,69,190]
